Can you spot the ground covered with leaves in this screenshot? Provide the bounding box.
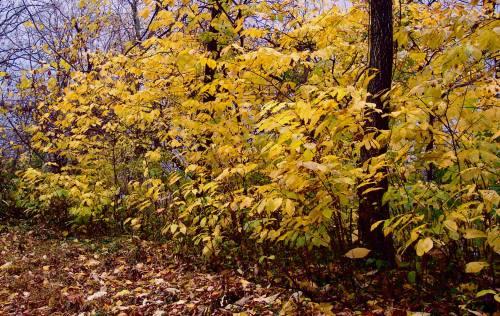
[0,222,495,315]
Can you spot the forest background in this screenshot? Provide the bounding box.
[0,0,498,314]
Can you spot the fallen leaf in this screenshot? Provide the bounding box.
[85,259,100,266]
[114,289,131,297]
[345,248,371,259]
[235,296,251,306]
[0,261,12,270]
[254,293,280,304]
[86,290,107,301]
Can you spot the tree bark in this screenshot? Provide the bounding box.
[129,0,142,42]
[357,0,395,263]
[196,2,222,152]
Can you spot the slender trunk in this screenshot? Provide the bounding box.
[357,0,395,263]
[129,0,141,42]
[198,3,221,151]
[203,4,221,91]
[425,114,435,182]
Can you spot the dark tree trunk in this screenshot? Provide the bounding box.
[197,2,222,151]
[425,114,435,182]
[203,3,221,93]
[357,0,395,263]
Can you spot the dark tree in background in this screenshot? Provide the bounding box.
[357,0,395,262]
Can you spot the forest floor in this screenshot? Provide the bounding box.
[0,221,493,315]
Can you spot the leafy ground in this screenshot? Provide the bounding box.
[0,222,493,315]
[0,222,333,315]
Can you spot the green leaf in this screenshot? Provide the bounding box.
[407,271,417,284]
[322,208,333,219]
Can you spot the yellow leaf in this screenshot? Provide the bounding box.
[241,28,268,38]
[206,58,217,69]
[487,230,500,254]
[185,165,197,173]
[157,10,174,23]
[139,7,151,19]
[480,190,499,210]
[443,220,457,232]
[19,77,31,89]
[370,220,384,231]
[299,161,327,172]
[345,248,371,259]
[415,237,433,256]
[476,289,496,298]
[60,60,71,71]
[146,150,161,162]
[179,223,187,234]
[465,261,489,273]
[284,199,295,216]
[490,130,500,141]
[265,198,283,213]
[171,139,182,147]
[170,224,178,234]
[464,229,487,239]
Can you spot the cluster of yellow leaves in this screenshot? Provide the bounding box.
[14,0,499,271]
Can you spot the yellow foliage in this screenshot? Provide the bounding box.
[11,1,498,266]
